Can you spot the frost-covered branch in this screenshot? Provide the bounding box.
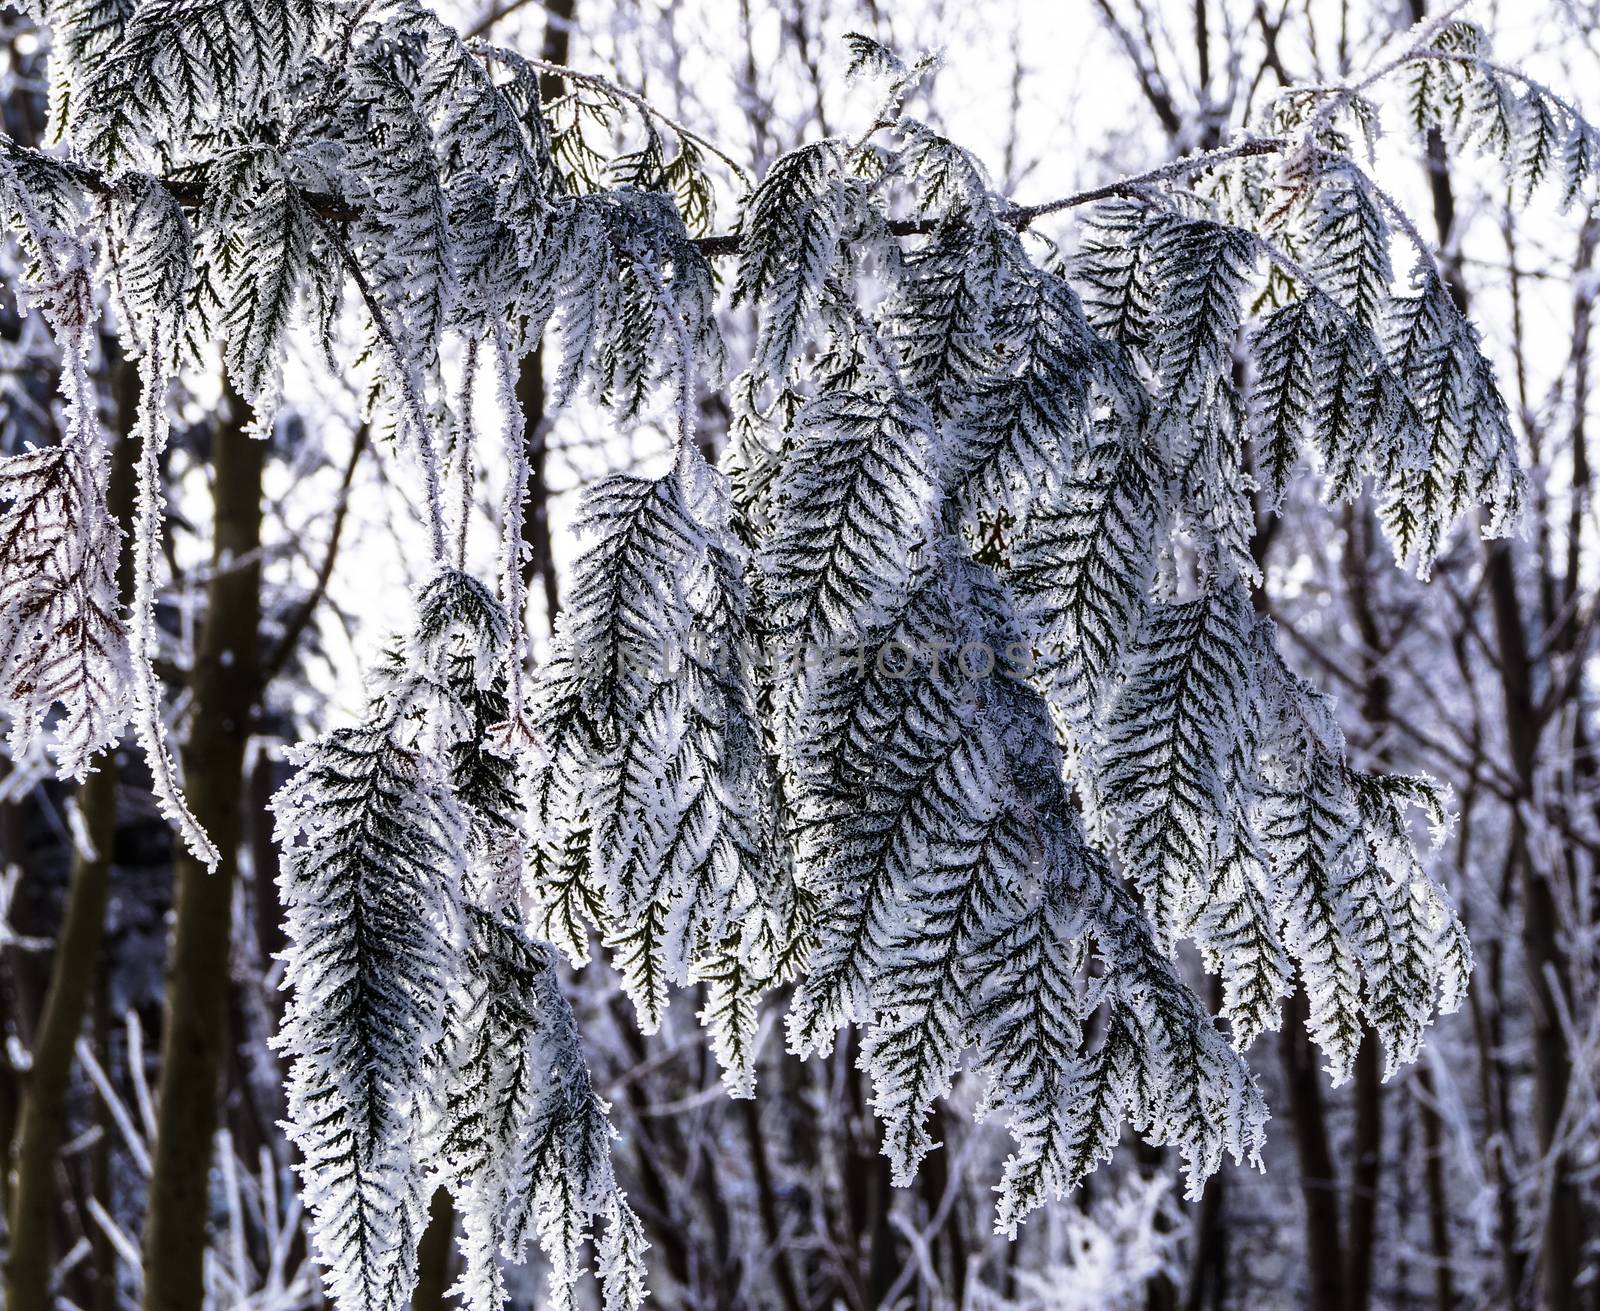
[4,9,1595,1311]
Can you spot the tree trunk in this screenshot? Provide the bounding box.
[1137,1139,1178,1311]
[412,1188,456,1311]
[3,762,118,1311]
[139,396,264,1311]
[1482,456,1583,1311]
[1183,1171,1227,1311]
[1416,1067,1457,1310]
[1344,1035,1383,1311]
[1341,500,1389,1311]
[738,1093,806,1311]
[1450,640,1527,1307]
[1475,236,1584,1311]
[1282,986,1346,1311]
[1184,979,1228,1311]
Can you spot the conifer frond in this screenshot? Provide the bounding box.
[1008,424,1166,734]
[940,268,1099,515]
[1094,582,1257,945]
[333,37,455,397]
[221,168,320,415]
[526,463,768,1041]
[784,558,975,1055]
[1144,214,1256,419]
[1076,199,1164,352]
[108,173,193,354]
[1305,166,1392,330]
[0,327,130,776]
[735,140,859,392]
[545,189,722,417]
[79,0,322,168]
[1249,296,1321,508]
[442,909,644,1311]
[1194,826,1292,1051]
[275,715,467,1311]
[279,568,639,1311]
[761,384,935,648]
[525,640,606,963]
[1258,747,1367,1082]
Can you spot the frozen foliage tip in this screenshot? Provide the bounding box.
[275,571,643,1311]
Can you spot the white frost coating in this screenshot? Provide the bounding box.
[129,338,220,869]
[336,249,452,565]
[64,792,99,862]
[6,4,1592,1305]
[12,311,132,776]
[402,360,452,567]
[453,336,480,571]
[490,325,532,741]
[636,255,698,455]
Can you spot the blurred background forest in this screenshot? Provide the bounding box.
[2,0,1598,1308]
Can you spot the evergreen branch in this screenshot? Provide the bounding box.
[700,136,1293,258]
[2,130,1292,260]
